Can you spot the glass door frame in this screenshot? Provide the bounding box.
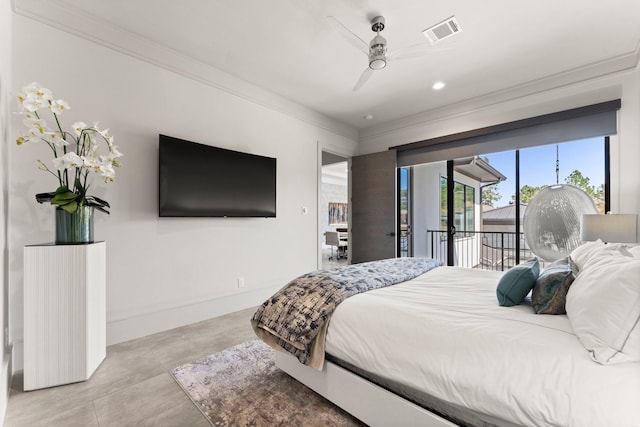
[397,167,413,257]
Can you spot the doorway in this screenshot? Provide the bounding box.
[320,151,349,270]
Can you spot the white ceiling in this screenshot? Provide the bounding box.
[15,0,640,132]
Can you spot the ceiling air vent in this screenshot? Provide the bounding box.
[422,16,462,45]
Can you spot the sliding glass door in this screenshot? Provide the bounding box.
[408,137,608,269]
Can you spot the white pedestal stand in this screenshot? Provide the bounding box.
[23,242,106,391]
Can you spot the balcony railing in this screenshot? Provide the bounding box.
[423,230,538,271]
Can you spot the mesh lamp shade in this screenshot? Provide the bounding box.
[523,184,598,262]
[581,214,638,243]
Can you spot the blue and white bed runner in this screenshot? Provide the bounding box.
[251,257,442,369]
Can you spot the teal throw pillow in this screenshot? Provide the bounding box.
[532,257,575,314]
[496,258,540,307]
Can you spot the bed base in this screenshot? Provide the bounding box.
[275,351,457,427]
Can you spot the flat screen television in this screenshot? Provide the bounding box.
[158,134,276,217]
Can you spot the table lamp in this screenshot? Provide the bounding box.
[580,213,638,243]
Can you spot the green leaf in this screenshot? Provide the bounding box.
[60,200,78,213]
[55,186,69,194]
[35,192,56,204]
[93,205,110,215]
[85,197,110,214]
[87,196,110,208]
[51,191,78,202]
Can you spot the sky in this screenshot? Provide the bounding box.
[398,137,606,207]
[483,137,605,207]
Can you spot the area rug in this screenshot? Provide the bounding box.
[170,340,366,427]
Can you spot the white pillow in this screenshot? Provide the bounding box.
[629,245,640,258]
[566,252,640,364]
[570,239,605,271]
[570,240,631,272]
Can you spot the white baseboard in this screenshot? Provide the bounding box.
[105,286,277,346]
[12,287,278,371]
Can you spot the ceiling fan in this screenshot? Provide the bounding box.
[328,15,390,91]
[329,15,456,91]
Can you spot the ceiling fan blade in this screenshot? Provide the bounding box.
[327,16,369,56]
[353,68,374,91]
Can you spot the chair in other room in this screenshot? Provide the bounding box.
[325,231,347,260]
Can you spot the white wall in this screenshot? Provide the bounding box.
[358,67,640,221]
[0,0,12,420]
[8,14,358,370]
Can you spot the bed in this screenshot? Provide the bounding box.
[252,242,640,427]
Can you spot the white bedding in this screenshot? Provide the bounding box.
[325,266,640,427]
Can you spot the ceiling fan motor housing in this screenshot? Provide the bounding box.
[368,16,387,70]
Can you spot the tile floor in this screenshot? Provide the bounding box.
[321,246,349,270]
[4,307,258,427]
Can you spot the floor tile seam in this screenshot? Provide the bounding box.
[4,399,98,427]
[93,373,193,426]
[91,400,103,427]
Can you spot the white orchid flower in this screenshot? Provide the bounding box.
[98,160,116,182]
[47,132,68,147]
[82,154,101,170]
[23,116,45,129]
[98,128,110,139]
[70,121,87,136]
[25,123,48,143]
[21,111,38,124]
[16,92,28,106]
[49,99,70,114]
[52,152,84,171]
[23,82,52,101]
[109,146,123,158]
[22,97,47,112]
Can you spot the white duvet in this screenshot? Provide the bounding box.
[325,266,640,427]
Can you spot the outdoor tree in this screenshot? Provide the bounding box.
[400,188,408,210]
[511,184,545,204]
[482,184,501,207]
[564,170,603,199]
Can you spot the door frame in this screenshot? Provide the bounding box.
[317,141,353,270]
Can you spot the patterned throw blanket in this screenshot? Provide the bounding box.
[251,257,442,369]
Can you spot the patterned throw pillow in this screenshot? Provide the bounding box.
[532,257,575,314]
[496,258,540,307]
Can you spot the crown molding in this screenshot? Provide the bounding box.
[359,40,640,144]
[12,0,358,141]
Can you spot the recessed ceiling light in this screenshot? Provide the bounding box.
[432,81,446,90]
[364,114,374,120]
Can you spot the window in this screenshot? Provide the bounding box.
[441,177,475,237]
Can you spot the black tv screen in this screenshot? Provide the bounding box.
[159,135,276,217]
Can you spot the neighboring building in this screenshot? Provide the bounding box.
[482,204,526,233]
[411,157,506,267]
